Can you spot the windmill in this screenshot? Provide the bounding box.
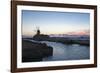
[33,26,40,35]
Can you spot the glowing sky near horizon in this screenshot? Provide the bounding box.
[22,10,90,37]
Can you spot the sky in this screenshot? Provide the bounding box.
[22,10,90,37]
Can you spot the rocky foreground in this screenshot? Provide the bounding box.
[22,40,53,62]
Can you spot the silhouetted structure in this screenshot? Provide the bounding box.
[37,27,40,35]
[33,27,50,41]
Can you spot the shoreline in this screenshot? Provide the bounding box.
[22,39,53,62]
[24,37,90,46]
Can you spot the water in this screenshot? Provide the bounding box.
[41,41,90,61]
[26,39,90,61]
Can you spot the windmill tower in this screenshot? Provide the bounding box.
[36,27,40,35]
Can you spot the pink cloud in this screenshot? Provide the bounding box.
[67,30,90,36]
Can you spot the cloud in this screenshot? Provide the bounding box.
[67,29,90,35]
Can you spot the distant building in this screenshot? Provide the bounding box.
[37,28,40,35]
[33,28,50,41]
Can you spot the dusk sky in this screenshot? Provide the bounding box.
[22,10,90,37]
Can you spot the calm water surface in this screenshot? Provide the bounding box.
[27,39,90,61]
[41,41,90,61]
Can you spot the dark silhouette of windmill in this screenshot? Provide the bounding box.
[36,27,40,35]
[33,26,40,35]
[33,26,50,41]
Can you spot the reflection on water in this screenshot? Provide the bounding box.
[41,41,90,61]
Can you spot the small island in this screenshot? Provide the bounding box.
[22,28,53,62]
[33,27,50,41]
